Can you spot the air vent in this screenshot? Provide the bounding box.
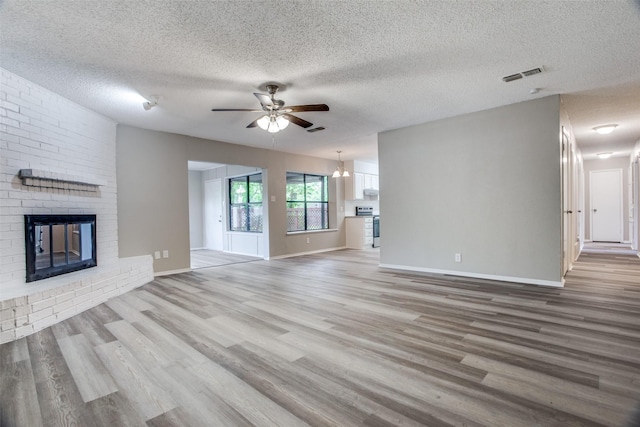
[307,127,325,133]
[522,67,543,77]
[502,73,523,83]
[502,66,544,82]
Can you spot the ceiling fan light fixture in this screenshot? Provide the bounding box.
[257,115,270,130]
[593,124,618,135]
[276,115,289,130]
[267,119,280,133]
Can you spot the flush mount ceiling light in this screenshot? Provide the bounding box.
[142,95,160,111]
[597,152,613,159]
[332,150,350,178]
[593,124,618,135]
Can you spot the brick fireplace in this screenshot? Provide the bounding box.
[0,68,152,343]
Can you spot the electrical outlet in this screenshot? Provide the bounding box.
[455,253,461,263]
[163,250,169,258]
[154,251,161,259]
[306,237,310,244]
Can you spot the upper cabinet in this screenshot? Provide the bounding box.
[345,171,379,200]
[343,160,379,201]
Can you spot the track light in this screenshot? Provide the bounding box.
[142,95,160,111]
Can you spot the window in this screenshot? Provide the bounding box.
[229,173,263,232]
[286,172,328,232]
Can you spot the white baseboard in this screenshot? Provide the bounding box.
[267,246,347,260]
[154,268,192,277]
[378,263,563,288]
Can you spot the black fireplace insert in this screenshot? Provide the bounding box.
[24,214,97,282]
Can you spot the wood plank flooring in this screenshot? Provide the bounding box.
[190,249,262,269]
[2,248,640,427]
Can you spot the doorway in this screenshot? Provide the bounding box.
[188,161,266,270]
[590,169,623,242]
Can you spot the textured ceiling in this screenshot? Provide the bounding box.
[1,1,639,163]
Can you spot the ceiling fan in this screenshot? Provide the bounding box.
[211,84,329,133]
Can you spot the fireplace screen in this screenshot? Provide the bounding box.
[25,214,97,282]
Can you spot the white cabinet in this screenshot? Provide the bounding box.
[354,173,365,199]
[346,217,374,249]
[345,172,378,200]
[364,174,372,190]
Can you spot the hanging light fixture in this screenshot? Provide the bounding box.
[332,151,350,178]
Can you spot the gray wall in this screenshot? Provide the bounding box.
[583,157,631,242]
[116,125,345,273]
[378,96,562,285]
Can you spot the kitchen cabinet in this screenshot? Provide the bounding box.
[345,172,378,200]
[346,217,373,249]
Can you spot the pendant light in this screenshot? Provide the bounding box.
[332,151,350,178]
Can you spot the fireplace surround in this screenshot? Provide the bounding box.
[24,214,97,282]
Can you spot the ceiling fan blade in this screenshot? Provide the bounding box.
[283,113,313,128]
[211,108,263,112]
[246,118,260,128]
[254,93,273,108]
[286,104,330,112]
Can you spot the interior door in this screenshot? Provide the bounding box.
[590,169,623,242]
[634,158,639,250]
[561,129,570,275]
[204,179,224,251]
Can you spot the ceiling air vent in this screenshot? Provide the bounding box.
[502,66,544,82]
[522,67,543,77]
[502,73,523,83]
[307,127,325,133]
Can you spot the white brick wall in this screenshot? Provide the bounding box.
[0,256,154,343]
[1,67,119,290]
[0,68,153,343]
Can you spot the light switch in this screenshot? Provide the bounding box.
[271,196,276,202]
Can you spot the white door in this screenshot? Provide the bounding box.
[204,179,224,250]
[561,130,570,275]
[590,169,623,242]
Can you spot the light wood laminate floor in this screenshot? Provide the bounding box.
[2,249,640,426]
[190,249,262,269]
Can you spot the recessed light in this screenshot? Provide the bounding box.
[593,124,618,135]
[597,152,613,159]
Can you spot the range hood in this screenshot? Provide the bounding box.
[363,188,379,196]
